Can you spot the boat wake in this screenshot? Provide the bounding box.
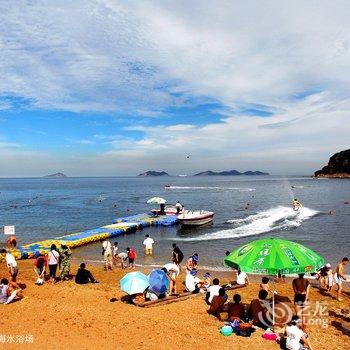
[167,186,255,192]
[180,206,319,241]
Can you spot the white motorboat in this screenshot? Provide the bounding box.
[177,210,214,226]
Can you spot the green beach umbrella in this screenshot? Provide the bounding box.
[147,197,167,204]
[224,238,324,329]
[224,238,324,275]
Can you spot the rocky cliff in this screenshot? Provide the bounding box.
[314,149,350,178]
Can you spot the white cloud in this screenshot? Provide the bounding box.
[0,1,349,175]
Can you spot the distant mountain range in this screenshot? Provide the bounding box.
[44,172,67,178]
[194,170,269,176]
[138,170,269,176]
[138,171,170,177]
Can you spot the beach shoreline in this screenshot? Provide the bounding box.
[1,259,349,350]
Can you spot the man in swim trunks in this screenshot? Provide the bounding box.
[334,257,349,301]
[292,274,310,329]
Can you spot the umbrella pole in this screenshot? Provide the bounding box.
[272,277,275,331]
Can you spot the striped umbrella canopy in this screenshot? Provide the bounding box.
[147,197,167,204]
[224,238,324,275]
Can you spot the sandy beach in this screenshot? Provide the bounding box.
[1,259,349,350]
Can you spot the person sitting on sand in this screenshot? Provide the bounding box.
[0,249,19,288]
[206,278,221,304]
[186,253,198,274]
[227,293,245,321]
[0,278,24,304]
[284,315,314,350]
[75,263,98,284]
[260,277,271,293]
[208,288,228,318]
[162,263,180,295]
[185,269,203,294]
[34,251,47,284]
[203,272,211,289]
[292,274,310,328]
[236,267,249,285]
[334,257,349,301]
[117,252,128,269]
[131,293,145,305]
[249,289,270,328]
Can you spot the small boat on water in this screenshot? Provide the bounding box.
[177,210,214,226]
[164,184,171,189]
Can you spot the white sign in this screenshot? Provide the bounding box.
[4,226,15,235]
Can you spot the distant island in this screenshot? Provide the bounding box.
[138,171,170,177]
[44,172,67,178]
[314,149,350,178]
[194,170,269,176]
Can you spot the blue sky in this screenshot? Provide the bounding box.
[0,1,349,176]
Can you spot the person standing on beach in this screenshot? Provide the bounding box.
[0,249,19,287]
[292,274,310,328]
[117,252,128,269]
[162,262,180,295]
[334,257,349,301]
[101,238,113,271]
[143,234,155,255]
[171,243,184,267]
[126,247,137,269]
[47,244,60,282]
[112,242,119,266]
[59,245,72,281]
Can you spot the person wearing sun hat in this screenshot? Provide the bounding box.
[186,253,199,274]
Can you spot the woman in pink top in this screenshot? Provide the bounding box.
[47,244,60,282]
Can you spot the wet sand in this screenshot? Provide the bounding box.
[0,259,349,350]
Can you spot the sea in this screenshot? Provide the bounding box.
[0,176,349,272]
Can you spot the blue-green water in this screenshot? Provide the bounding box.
[0,176,349,269]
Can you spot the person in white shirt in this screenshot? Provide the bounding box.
[236,268,249,285]
[143,234,155,255]
[285,316,313,350]
[1,249,19,286]
[185,269,203,294]
[175,201,183,214]
[101,239,113,271]
[206,278,222,304]
[47,244,60,282]
[162,263,180,295]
